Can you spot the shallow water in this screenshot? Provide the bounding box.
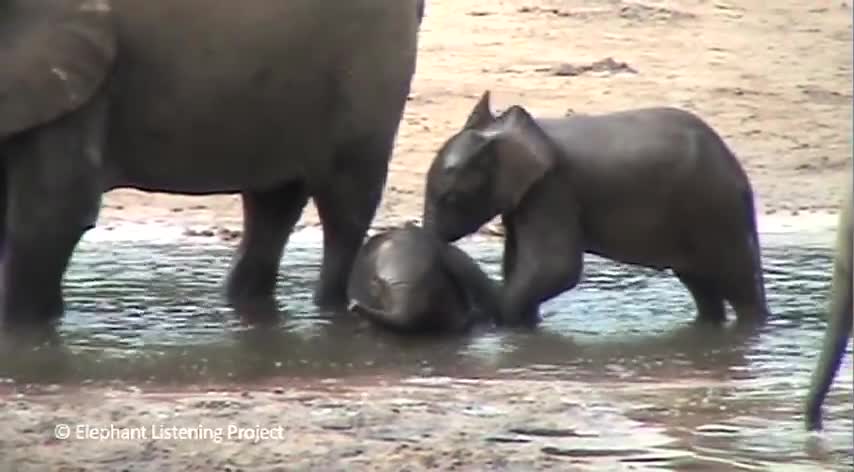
[0,225,851,470]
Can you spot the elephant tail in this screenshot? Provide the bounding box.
[804,283,853,431]
[804,192,853,431]
[805,314,853,431]
[742,188,770,316]
[416,0,425,25]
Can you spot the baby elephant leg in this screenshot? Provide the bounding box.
[500,216,584,327]
[719,234,770,326]
[675,272,726,323]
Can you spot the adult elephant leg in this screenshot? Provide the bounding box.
[1,207,90,328]
[225,181,309,316]
[311,136,391,310]
[675,272,726,324]
[1,107,104,328]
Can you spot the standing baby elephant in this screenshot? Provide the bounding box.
[804,182,852,431]
[347,223,499,334]
[423,91,769,327]
[0,0,423,327]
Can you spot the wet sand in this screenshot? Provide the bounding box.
[3,0,853,470]
[3,377,669,471]
[3,374,850,471]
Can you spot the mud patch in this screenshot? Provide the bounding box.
[798,84,852,106]
[544,57,638,77]
[516,1,696,23]
[618,2,697,23]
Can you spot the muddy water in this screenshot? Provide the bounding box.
[0,226,851,470]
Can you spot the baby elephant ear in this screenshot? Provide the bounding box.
[492,106,557,211]
[463,90,495,129]
[0,0,117,139]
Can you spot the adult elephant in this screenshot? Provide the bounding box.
[347,223,499,334]
[0,0,423,327]
[422,91,769,327]
[804,183,852,431]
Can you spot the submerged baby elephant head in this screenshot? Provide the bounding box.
[346,224,471,334]
[422,91,558,242]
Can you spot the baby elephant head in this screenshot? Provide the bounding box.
[423,91,558,241]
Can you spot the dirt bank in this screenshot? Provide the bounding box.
[98,0,853,237]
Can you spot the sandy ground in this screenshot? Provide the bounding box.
[3,375,850,471]
[0,378,682,471]
[4,0,853,470]
[97,0,853,237]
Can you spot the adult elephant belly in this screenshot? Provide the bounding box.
[104,0,410,193]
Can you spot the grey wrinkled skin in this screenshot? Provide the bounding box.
[804,180,852,431]
[0,0,423,328]
[423,91,769,328]
[346,223,500,335]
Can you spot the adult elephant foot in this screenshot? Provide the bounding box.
[311,136,392,310]
[1,252,88,327]
[0,202,88,327]
[0,240,68,328]
[225,181,309,319]
[1,238,91,331]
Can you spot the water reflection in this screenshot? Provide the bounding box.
[0,230,845,384]
[0,227,850,469]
